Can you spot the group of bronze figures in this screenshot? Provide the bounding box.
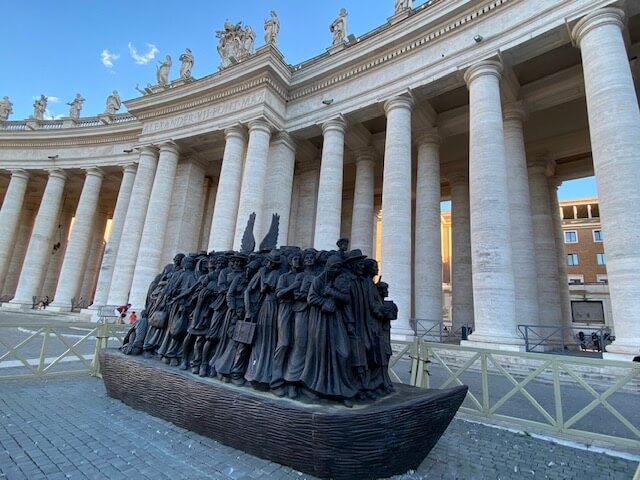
[122,234,398,406]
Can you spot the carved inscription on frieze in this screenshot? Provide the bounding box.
[143,91,265,134]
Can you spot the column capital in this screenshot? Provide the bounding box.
[383,95,414,115]
[321,116,347,135]
[122,163,138,175]
[46,168,67,181]
[463,60,503,87]
[158,141,180,156]
[224,123,247,141]
[83,167,104,180]
[447,169,468,186]
[502,101,528,123]
[571,7,624,48]
[527,154,553,175]
[353,146,377,162]
[271,131,297,151]
[8,169,30,181]
[139,144,159,157]
[415,130,441,147]
[247,117,274,135]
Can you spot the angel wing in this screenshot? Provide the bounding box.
[259,213,280,252]
[240,212,256,254]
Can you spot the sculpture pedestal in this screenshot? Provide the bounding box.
[99,349,467,480]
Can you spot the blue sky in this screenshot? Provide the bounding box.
[2,0,595,200]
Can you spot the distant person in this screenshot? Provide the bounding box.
[128,311,138,325]
[115,303,131,324]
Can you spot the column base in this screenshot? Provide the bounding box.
[1,302,31,310]
[391,327,416,342]
[603,341,640,361]
[46,303,73,313]
[461,332,526,352]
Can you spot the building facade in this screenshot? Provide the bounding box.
[0,0,639,358]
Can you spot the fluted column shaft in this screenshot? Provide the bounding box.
[414,133,442,325]
[528,157,562,326]
[382,96,414,335]
[350,148,376,257]
[93,164,137,307]
[464,61,518,345]
[503,103,540,327]
[209,126,247,251]
[108,146,159,306]
[450,172,474,333]
[129,142,180,309]
[266,132,296,245]
[314,118,346,250]
[572,8,640,356]
[50,168,104,310]
[234,119,273,249]
[0,170,30,292]
[10,169,67,306]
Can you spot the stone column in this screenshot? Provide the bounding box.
[0,169,30,292]
[463,60,519,347]
[234,119,273,249]
[8,169,67,308]
[414,133,442,325]
[503,102,540,327]
[572,8,640,358]
[350,147,376,257]
[108,146,159,306]
[528,156,562,327]
[48,168,104,310]
[449,171,474,334]
[3,205,37,298]
[41,207,72,299]
[548,178,572,328]
[129,142,180,309]
[314,117,346,251]
[264,132,296,246]
[209,125,247,251]
[92,164,137,307]
[381,95,414,336]
[289,160,320,248]
[80,210,109,304]
[199,177,216,251]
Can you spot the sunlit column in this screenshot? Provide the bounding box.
[572,7,640,358]
[0,169,30,293]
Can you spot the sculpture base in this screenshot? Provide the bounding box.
[99,349,467,480]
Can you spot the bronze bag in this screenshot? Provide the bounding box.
[149,310,168,329]
[232,320,256,345]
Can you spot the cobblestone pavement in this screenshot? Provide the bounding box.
[0,376,637,480]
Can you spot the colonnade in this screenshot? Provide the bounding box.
[0,7,637,357]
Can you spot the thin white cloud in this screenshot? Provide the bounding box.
[101,49,120,68]
[128,42,159,65]
[47,96,60,104]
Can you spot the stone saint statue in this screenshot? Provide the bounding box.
[330,8,348,46]
[0,96,13,121]
[66,93,85,120]
[394,0,413,13]
[32,95,47,120]
[104,90,121,114]
[179,48,194,80]
[157,55,172,86]
[216,19,256,69]
[264,10,280,46]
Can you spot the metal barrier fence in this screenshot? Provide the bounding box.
[517,324,614,354]
[0,322,128,379]
[1,322,638,451]
[407,339,640,451]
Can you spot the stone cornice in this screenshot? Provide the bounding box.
[288,0,512,101]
